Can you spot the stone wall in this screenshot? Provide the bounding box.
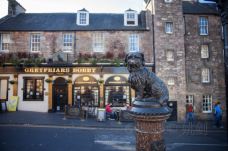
[7,30,153,62]
[184,14,226,120]
[148,0,187,121]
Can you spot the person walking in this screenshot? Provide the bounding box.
[214,101,223,128]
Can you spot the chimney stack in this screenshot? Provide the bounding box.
[8,0,26,16]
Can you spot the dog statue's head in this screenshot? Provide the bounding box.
[125,52,145,73]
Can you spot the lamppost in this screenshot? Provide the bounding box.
[206,0,228,137]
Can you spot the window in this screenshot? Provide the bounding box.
[93,33,104,52]
[168,78,175,85]
[166,50,174,61]
[0,33,10,51]
[0,78,8,101]
[186,95,194,105]
[30,33,41,52]
[165,22,173,34]
[201,45,209,58]
[202,95,212,113]
[199,17,208,35]
[124,9,138,26]
[201,68,210,83]
[80,13,87,25]
[129,34,139,52]
[63,33,73,52]
[127,13,136,25]
[23,78,44,101]
[77,9,89,26]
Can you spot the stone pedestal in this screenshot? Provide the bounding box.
[130,100,171,151]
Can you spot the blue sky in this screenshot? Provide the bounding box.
[0,0,214,18]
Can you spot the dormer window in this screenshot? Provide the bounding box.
[124,9,138,26]
[77,8,89,26]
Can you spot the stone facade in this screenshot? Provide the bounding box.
[6,31,152,63]
[185,14,226,119]
[145,0,226,121]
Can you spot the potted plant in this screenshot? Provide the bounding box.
[9,80,17,85]
[66,79,72,83]
[45,78,52,83]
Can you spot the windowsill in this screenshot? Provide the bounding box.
[202,81,210,84]
[23,99,44,101]
[165,32,173,34]
[0,50,9,53]
[202,111,212,113]
[200,34,208,36]
[63,50,73,53]
[30,51,40,53]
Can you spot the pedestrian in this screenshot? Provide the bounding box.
[105,103,116,120]
[214,101,223,128]
[186,104,194,123]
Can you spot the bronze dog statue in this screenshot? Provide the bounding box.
[125,52,169,106]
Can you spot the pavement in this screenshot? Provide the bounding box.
[0,111,227,131]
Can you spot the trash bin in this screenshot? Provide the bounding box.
[97,108,106,122]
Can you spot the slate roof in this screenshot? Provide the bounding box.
[0,12,147,31]
[183,1,218,15]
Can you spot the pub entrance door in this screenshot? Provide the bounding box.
[53,77,68,112]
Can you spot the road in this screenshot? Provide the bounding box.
[0,124,227,151]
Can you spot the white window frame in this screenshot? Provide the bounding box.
[0,33,10,51]
[199,17,208,35]
[186,95,194,105]
[30,33,41,52]
[63,33,74,52]
[202,95,212,113]
[124,10,138,26]
[201,68,210,83]
[201,45,209,59]
[77,11,89,26]
[93,33,104,52]
[166,50,174,61]
[167,78,175,86]
[165,22,173,34]
[129,34,139,52]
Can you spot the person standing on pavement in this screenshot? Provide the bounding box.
[186,104,194,123]
[214,101,223,128]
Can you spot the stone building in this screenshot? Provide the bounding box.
[0,0,226,121]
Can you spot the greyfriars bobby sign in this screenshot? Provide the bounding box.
[125,52,171,151]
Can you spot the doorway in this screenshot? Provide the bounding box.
[53,77,68,112]
[167,101,177,121]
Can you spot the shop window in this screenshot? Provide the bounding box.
[0,78,8,101]
[30,33,41,52]
[199,17,208,35]
[74,76,99,107]
[63,33,74,52]
[104,76,131,107]
[23,77,44,101]
[0,33,10,51]
[202,95,212,113]
[129,34,139,52]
